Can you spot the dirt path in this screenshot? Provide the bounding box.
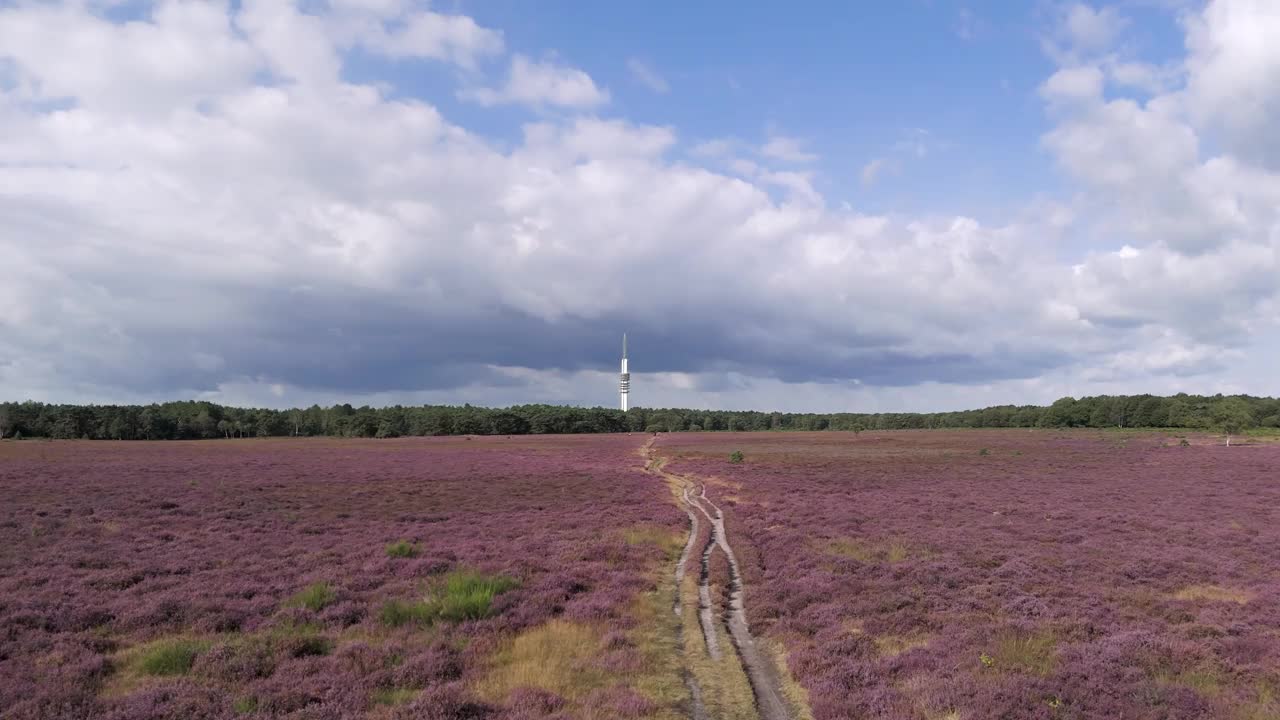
[689,487,794,720]
[645,443,711,720]
[643,438,796,720]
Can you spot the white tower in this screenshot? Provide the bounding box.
[619,333,630,412]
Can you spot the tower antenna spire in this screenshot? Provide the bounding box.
[619,333,630,412]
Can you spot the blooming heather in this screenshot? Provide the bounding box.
[660,431,1280,719]
[0,436,683,719]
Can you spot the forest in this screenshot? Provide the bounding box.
[0,393,1274,440]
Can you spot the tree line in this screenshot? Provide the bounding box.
[0,393,1275,440]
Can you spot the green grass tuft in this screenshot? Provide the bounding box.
[286,582,337,612]
[378,570,519,627]
[378,599,436,628]
[436,570,519,621]
[729,450,744,464]
[372,688,419,706]
[233,696,258,714]
[386,540,419,558]
[137,638,209,676]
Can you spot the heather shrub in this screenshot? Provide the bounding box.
[394,683,492,720]
[394,643,464,686]
[192,636,276,681]
[2,435,681,720]
[286,582,337,612]
[136,638,210,677]
[372,688,419,706]
[319,599,366,627]
[100,679,225,720]
[282,632,333,658]
[386,540,419,558]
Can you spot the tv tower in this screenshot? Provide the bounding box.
[619,333,630,412]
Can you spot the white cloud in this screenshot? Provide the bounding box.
[0,0,1278,410]
[626,58,668,93]
[691,138,735,158]
[1184,0,1280,168]
[368,11,503,67]
[1064,3,1126,52]
[460,54,608,108]
[1041,65,1104,104]
[759,134,817,163]
[860,158,894,186]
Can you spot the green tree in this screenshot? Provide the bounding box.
[1212,397,1254,446]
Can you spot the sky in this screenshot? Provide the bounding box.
[1,0,1278,412]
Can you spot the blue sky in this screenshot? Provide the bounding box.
[1,0,1278,411]
[371,1,1066,218]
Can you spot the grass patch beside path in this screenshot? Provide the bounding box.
[680,574,757,720]
[476,619,606,702]
[621,524,684,551]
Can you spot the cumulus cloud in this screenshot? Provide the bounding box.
[460,54,609,108]
[1184,0,1280,168]
[1064,3,1126,51]
[0,0,1277,411]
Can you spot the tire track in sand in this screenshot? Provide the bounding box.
[644,438,795,720]
[645,441,711,720]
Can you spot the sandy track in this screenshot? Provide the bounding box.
[644,438,795,720]
[644,441,711,720]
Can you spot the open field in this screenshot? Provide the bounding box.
[3,430,1279,719]
[0,436,690,719]
[658,431,1280,720]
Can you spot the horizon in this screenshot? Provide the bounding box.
[3,390,1273,417]
[2,1,1278,413]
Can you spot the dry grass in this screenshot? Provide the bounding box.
[1234,680,1280,720]
[1154,664,1224,697]
[624,583,691,720]
[874,633,931,657]
[621,524,684,553]
[898,674,962,720]
[764,637,816,720]
[1173,585,1255,604]
[826,537,914,564]
[987,628,1058,676]
[475,619,606,702]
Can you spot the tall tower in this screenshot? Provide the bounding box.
[619,333,630,412]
